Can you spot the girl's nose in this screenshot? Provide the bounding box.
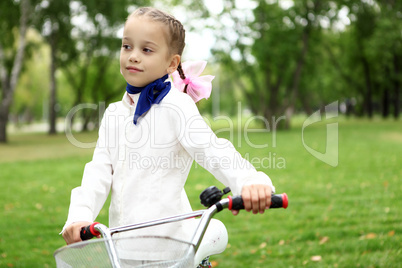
[129,50,140,63]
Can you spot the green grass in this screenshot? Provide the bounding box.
[0,118,401,267]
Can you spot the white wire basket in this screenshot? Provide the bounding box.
[54,236,195,268]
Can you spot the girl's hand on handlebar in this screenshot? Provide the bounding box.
[62,221,94,245]
[232,184,272,215]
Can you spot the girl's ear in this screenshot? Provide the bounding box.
[167,54,181,74]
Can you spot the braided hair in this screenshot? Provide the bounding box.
[128,7,188,92]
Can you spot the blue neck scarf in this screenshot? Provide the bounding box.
[126,74,171,124]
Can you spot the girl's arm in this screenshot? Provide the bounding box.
[171,94,275,213]
[61,109,113,240]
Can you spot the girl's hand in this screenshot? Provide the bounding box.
[62,221,94,245]
[232,184,272,215]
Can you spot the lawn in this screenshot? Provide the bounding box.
[0,117,401,267]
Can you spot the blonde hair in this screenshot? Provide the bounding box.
[128,7,189,91]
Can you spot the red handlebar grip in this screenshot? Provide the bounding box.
[282,193,288,209]
[89,222,101,236]
[80,222,100,241]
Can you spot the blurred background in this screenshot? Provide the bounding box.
[0,0,400,140]
[0,0,401,267]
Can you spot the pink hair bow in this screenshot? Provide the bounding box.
[171,61,215,103]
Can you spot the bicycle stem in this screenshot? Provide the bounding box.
[93,223,122,268]
[97,211,211,268]
[191,198,230,252]
[99,199,229,265]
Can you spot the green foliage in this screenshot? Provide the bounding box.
[11,31,49,121]
[212,0,338,128]
[213,0,401,122]
[0,1,19,73]
[3,0,401,136]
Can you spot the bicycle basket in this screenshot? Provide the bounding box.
[54,236,195,268]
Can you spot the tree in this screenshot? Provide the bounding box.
[370,0,401,119]
[12,31,50,124]
[61,0,136,131]
[0,0,31,143]
[213,0,334,128]
[35,0,75,134]
[327,0,401,118]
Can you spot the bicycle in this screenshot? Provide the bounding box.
[54,186,288,267]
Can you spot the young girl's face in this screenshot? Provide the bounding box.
[120,16,179,87]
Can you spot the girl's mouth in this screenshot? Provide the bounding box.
[126,66,143,73]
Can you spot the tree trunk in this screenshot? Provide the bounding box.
[382,88,390,118]
[285,26,310,129]
[361,56,373,118]
[301,94,313,115]
[48,24,58,135]
[0,0,29,143]
[382,66,391,118]
[0,45,10,143]
[0,104,9,143]
[393,53,400,119]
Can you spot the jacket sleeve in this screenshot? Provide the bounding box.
[170,94,275,196]
[61,109,113,232]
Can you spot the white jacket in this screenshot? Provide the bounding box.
[63,84,275,243]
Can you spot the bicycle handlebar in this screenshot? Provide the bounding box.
[228,193,288,210]
[80,222,101,241]
[80,193,288,241]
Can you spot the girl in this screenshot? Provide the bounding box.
[62,6,275,266]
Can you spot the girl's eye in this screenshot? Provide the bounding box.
[143,48,153,53]
[122,44,132,50]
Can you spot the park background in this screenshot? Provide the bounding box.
[0,0,401,267]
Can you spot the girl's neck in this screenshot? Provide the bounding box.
[127,74,169,91]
